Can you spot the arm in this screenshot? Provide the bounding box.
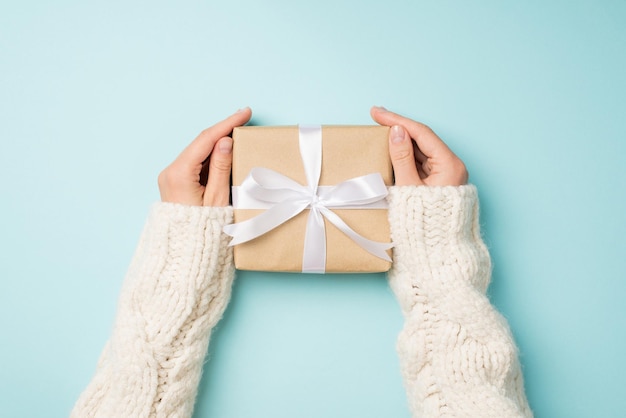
[372,107,532,417]
[388,185,531,417]
[72,108,252,418]
[71,204,234,417]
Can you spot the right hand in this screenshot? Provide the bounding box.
[370,106,468,187]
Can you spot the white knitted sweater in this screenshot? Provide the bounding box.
[71,185,532,417]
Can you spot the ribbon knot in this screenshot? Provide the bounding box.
[223,125,393,273]
[310,194,321,207]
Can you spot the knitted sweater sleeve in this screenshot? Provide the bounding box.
[387,185,532,418]
[71,203,235,418]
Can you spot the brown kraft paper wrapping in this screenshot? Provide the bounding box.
[231,125,393,273]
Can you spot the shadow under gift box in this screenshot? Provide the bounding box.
[231,125,393,273]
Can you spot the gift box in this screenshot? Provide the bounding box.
[225,125,393,273]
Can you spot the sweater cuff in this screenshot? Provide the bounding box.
[148,202,233,231]
[122,203,234,295]
[386,185,490,310]
[387,185,479,251]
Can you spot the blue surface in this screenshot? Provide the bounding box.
[1,1,625,417]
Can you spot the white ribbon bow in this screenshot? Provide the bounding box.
[223,125,393,273]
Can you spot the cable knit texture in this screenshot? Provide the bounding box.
[72,186,533,418]
[71,203,234,418]
[387,185,532,417]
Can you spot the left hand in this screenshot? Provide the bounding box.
[158,108,252,206]
[370,106,468,187]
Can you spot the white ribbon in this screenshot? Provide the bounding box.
[223,125,393,273]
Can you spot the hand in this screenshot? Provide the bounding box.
[370,106,468,186]
[158,108,252,206]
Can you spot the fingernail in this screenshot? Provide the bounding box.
[391,125,405,144]
[219,137,233,154]
[374,105,387,112]
[235,106,249,114]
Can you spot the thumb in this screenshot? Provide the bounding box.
[389,125,423,186]
[204,136,233,206]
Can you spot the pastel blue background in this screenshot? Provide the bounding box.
[1,1,625,417]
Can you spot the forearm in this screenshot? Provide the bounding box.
[72,203,234,418]
[388,186,532,418]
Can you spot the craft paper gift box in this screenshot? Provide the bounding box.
[224,125,393,273]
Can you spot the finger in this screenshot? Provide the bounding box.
[371,106,452,159]
[179,107,252,167]
[413,143,428,164]
[204,136,233,206]
[421,159,433,176]
[389,125,423,186]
